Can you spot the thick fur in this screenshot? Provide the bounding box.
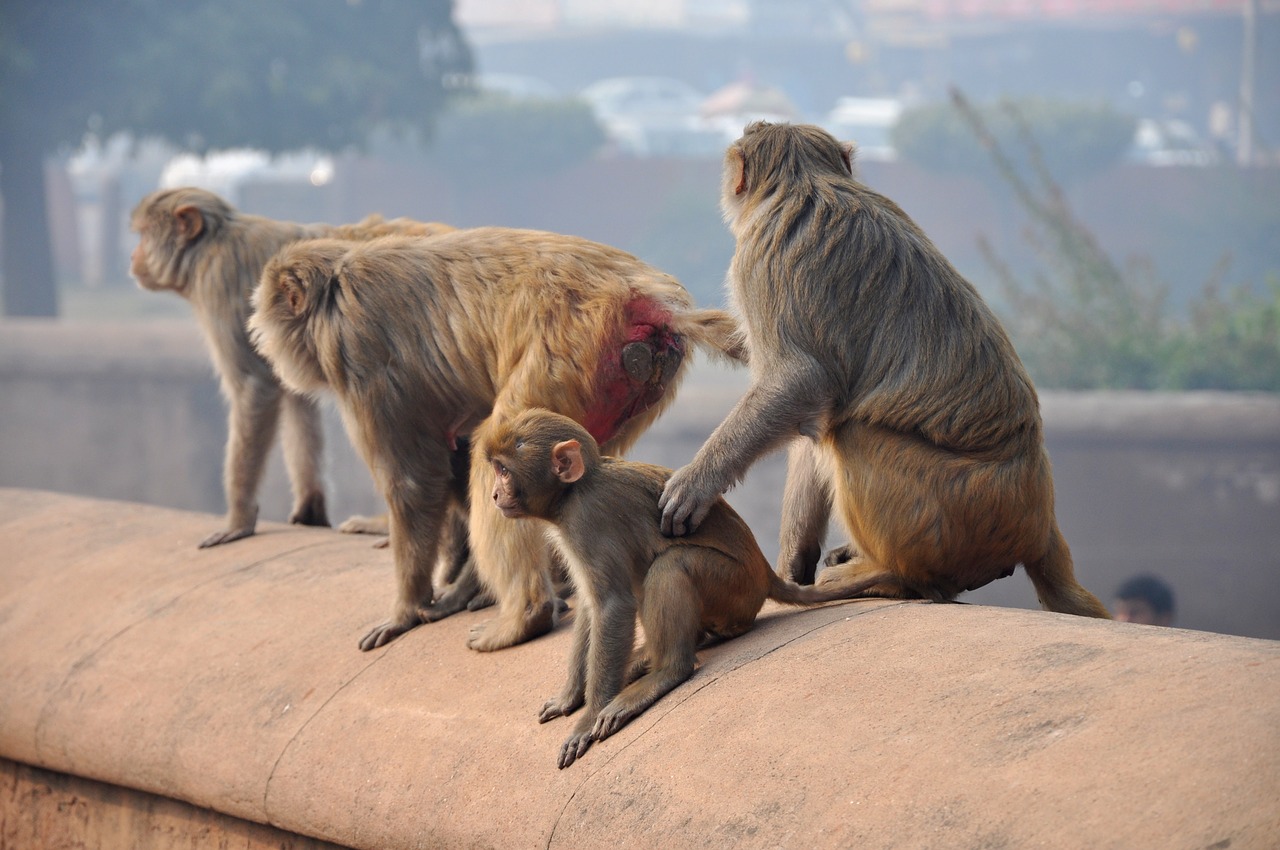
[658,122,1109,619]
[249,228,745,652]
[129,186,453,548]
[485,409,870,769]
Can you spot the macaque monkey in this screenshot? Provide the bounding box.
[659,122,1110,619]
[249,230,745,652]
[129,187,453,548]
[485,409,875,769]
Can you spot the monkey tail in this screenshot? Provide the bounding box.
[1022,522,1112,619]
[678,309,749,365]
[765,570,902,607]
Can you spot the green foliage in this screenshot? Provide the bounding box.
[1166,277,1280,391]
[893,96,1136,185]
[428,93,605,177]
[953,90,1280,392]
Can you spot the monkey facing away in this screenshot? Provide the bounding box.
[659,122,1110,619]
[249,229,745,652]
[486,409,875,769]
[130,186,454,548]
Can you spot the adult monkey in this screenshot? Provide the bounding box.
[129,187,454,548]
[659,122,1110,619]
[250,230,745,651]
[485,409,877,769]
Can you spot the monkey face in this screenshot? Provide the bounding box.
[490,459,526,519]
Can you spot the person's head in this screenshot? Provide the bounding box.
[1112,574,1176,626]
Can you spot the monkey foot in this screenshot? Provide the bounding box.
[467,590,496,612]
[337,514,389,536]
[288,493,330,527]
[822,544,861,568]
[466,600,556,652]
[418,584,481,623]
[197,526,255,549]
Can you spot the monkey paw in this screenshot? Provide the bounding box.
[658,465,719,537]
[557,731,595,769]
[539,692,584,723]
[358,614,423,651]
[288,494,330,528]
[197,525,255,549]
[590,707,635,743]
[823,544,861,568]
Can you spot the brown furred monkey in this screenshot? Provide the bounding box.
[129,187,454,548]
[249,230,745,652]
[659,122,1110,619]
[485,409,874,769]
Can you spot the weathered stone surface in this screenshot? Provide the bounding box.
[1,488,1278,849]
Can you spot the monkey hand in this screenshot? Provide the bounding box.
[659,464,720,536]
[197,524,255,549]
[557,730,595,770]
[539,691,584,723]
[358,610,424,651]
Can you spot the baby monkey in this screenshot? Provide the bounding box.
[485,408,878,769]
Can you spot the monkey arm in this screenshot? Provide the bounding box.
[539,601,591,723]
[660,360,829,536]
[559,594,637,769]
[200,375,284,548]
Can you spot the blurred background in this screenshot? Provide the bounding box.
[1,0,1277,637]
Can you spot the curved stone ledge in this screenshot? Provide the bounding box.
[1,488,1277,849]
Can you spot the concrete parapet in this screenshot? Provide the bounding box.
[1,489,1277,849]
[7,319,1278,638]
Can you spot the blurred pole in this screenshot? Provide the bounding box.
[1237,0,1257,166]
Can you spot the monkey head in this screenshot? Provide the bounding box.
[248,238,354,395]
[721,122,857,227]
[484,409,602,521]
[129,187,233,294]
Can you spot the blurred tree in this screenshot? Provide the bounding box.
[892,96,1136,187]
[954,89,1280,392]
[0,0,470,317]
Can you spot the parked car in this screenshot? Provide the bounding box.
[580,76,723,157]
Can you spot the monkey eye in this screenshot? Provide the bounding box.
[493,460,509,476]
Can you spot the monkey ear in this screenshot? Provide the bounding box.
[839,142,856,176]
[551,440,585,484]
[280,272,308,316]
[173,204,205,242]
[727,147,747,195]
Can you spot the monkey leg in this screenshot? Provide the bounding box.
[466,513,558,651]
[280,391,329,527]
[358,458,452,651]
[201,376,283,549]
[778,439,833,585]
[590,555,700,745]
[420,558,484,623]
[827,422,1057,602]
[540,599,592,725]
